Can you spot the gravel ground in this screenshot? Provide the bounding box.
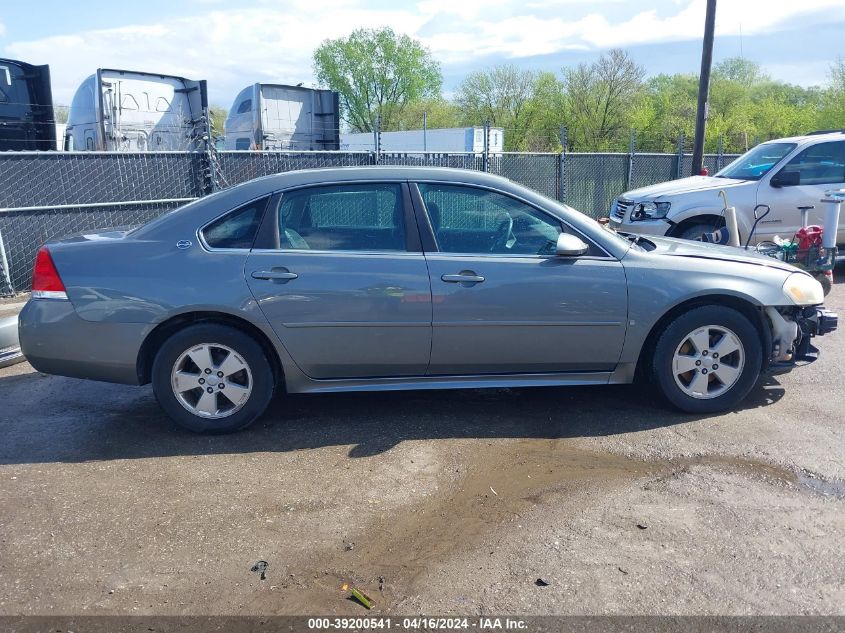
[0,275,843,616]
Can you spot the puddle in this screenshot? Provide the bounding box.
[798,472,845,500]
[238,445,841,613]
[261,439,663,613]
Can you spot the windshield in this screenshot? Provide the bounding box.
[716,142,796,181]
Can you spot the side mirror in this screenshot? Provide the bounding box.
[771,170,800,188]
[555,233,590,257]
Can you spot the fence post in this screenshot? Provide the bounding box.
[200,106,215,195]
[675,132,685,179]
[558,126,568,203]
[625,129,635,192]
[372,116,382,164]
[717,135,724,171]
[0,230,13,296]
[482,119,490,172]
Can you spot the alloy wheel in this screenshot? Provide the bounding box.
[170,343,253,419]
[672,325,745,400]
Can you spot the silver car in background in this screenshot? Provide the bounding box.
[18,167,837,433]
[0,313,23,368]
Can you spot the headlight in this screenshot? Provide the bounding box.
[782,273,824,306]
[632,201,671,220]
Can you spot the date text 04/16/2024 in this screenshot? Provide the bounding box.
[307,617,528,630]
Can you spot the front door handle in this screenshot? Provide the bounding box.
[251,270,298,281]
[441,272,485,284]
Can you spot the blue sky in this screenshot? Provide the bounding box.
[1,0,844,108]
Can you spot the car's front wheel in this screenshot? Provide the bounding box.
[676,222,718,241]
[152,323,275,433]
[652,306,762,413]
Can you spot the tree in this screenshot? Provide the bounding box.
[389,98,461,131]
[521,72,566,151]
[313,27,442,132]
[454,65,537,150]
[54,105,69,124]
[208,106,228,139]
[564,49,645,151]
[712,57,766,84]
[818,56,845,130]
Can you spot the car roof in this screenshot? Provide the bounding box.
[764,131,845,144]
[133,164,630,259]
[242,166,516,190]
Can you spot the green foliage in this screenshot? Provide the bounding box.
[631,57,842,153]
[388,98,461,131]
[313,25,845,154]
[521,72,566,151]
[208,106,228,139]
[454,65,538,150]
[54,105,69,124]
[818,56,845,131]
[313,27,442,133]
[564,49,645,151]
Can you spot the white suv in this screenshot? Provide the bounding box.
[608,130,845,246]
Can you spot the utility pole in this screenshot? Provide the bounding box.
[691,0,717,177]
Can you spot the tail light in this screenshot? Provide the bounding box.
[32,246,68,300]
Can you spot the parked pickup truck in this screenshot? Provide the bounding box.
[609,130,845,246]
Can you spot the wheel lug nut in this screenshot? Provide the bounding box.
[712,353,718,359]
[217,371,224,378]
[204,368,212,374]
[198,378,205,385]
[206,386,214,393]
[218,383,225,389]
[702,369,708,374]
[713,364,718,370]
[702,351,708,356]
[695,360,701,366]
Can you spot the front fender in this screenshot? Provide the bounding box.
[618,252,791,365]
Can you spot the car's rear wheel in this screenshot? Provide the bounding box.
[652,306,762,413]
[152,323,274,433]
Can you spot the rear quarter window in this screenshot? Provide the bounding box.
[202,198,267,249]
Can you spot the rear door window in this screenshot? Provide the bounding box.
[277,184,406,252]
[778,141,845,186]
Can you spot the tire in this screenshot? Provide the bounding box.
[652,306,763,414]
[814,272,832,296]
[152,323,275,433]
[676,223,718,242]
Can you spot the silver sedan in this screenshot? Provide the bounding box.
[18,167,837,433]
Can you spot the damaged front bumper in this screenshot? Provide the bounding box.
[765,305,838,374]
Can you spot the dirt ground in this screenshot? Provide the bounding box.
[0,275,843,616]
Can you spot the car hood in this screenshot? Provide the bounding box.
[622,175,748,199]
[641,235,799,273]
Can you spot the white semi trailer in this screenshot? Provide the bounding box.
[340,127,504,153]
[224,84,340,151]
[65,69,208,151]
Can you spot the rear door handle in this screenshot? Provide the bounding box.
[441,273,485,284]
[251,270,298,281]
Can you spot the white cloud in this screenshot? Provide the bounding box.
[4,0,844,106]
[6,6,426,106]
[420,0,845,60]
[0,21,6,38]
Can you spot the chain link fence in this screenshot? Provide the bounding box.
[0,148,739,294]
